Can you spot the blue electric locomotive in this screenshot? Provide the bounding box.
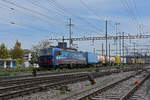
[39,47,87,68]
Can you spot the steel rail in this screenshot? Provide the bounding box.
[0,68,139,100]
[78,71,143,100]
[0,65,143,81]
[0,67,142,87]
[120,73,150,100]
[0,70,90,81]
[0,74,87,93]
[0,73,88,86]
[0,76,89,100]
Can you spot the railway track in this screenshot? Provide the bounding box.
[0,72,89,87]
[0,71,113,100]
[0,67,145,100]
[120,74,150,100]
[127,76,149,100]
[0,75,88,100]
[0,72,114,100]
[0,67,142,87]
[0,65,144,81]
[0,70,91,81]
[78,70,149,100]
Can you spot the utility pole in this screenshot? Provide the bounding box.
[62,36,64,49]
[133,42,136,63]
[109,44,110,64]
[105,20,108,65]
[67,18,74,48]
[119,33,122,58]
[102,43,104,56]
[122,32,125,64]
[115,23,120,56]
[93,48,95,53]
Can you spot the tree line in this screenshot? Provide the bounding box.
[0,40,24,65]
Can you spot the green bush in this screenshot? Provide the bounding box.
[95,68,100,72]
[0,72,10,76]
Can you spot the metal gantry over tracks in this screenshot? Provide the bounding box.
[49,34,150,41]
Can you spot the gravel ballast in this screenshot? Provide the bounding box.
[11,71,139,100]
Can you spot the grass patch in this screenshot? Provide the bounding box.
[0,67,36,76]
[0,64,131,76]
[0,71,20,76]
[0,72,10,76]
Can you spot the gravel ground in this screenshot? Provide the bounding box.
[128,77,150,100]
[67,71,142,100]
[89,72,146,100]
[11,71,136,100]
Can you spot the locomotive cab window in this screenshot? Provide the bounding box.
[40,48,52,56]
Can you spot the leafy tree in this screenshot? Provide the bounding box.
[16,58,24,67]
[31,40,52,64]
[32,40,51,54]
[30,52,39,64]
[0,43,9,59]
[10,40,24,64]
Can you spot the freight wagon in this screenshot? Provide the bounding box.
[97,55,105,65]
[85,52,98,67]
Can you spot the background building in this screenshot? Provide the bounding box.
[0,59,16,68]
[23,49,32,67]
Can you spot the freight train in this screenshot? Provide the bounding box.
[39,47,146,69]
[39,47,124,69]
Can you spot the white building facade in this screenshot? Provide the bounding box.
[0,59,16,68]
[23,50,32,67]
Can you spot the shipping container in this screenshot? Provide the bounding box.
[85,52,98,64]
[115,56,121,64]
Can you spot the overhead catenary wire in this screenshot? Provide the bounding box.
[0,0,77,38]
[0,3,60,33]
[0,6,40,31]
[0,2,61,27]
[28,0,99,33]
[1,0,65,24]
[79,0,105,22]
[0,16,56,38]
[26,0,102,36]
[79,0,117,32]
[0,1,101,39]
[127,0,150,34]
[0,4,64,39]
[125,0,139,25]
[47,0,104,34]
[27,0,68,18]
[131,0,144,33]
[49,0,103,33]
[120,0,140,33]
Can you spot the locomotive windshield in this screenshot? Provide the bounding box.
[40,48,52,56]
